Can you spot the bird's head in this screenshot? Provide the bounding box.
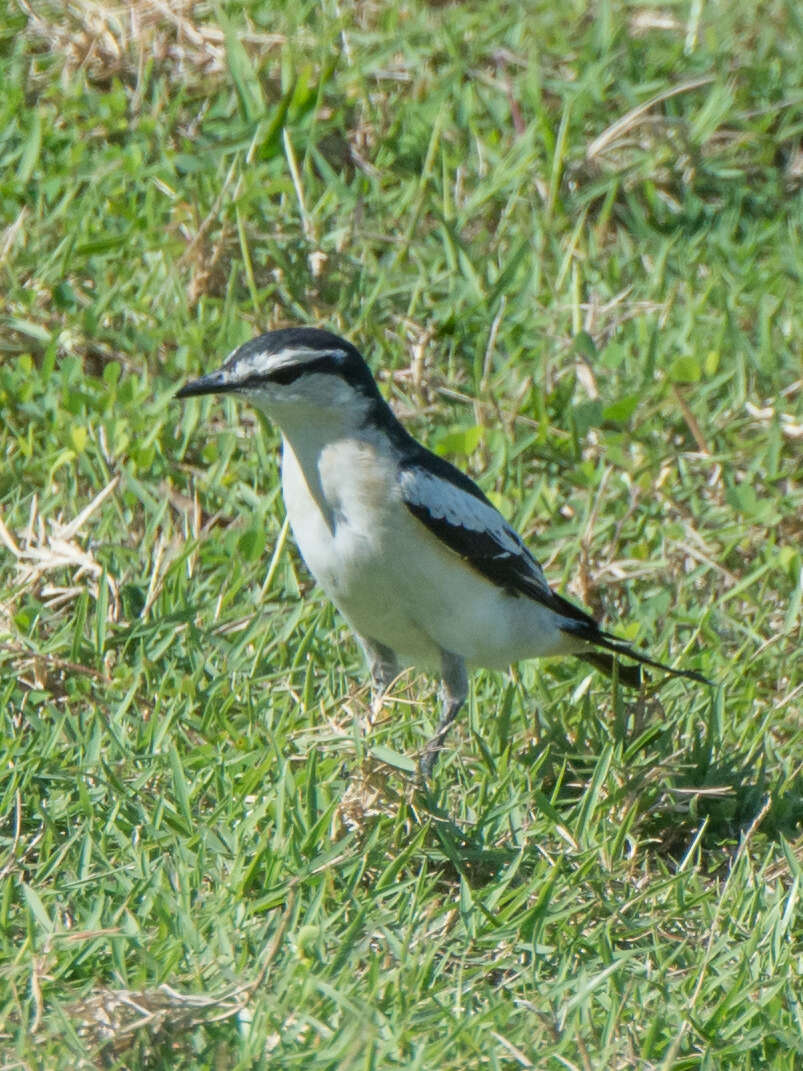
[175,328,384,427]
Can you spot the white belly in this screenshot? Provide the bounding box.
[280,436,576,670]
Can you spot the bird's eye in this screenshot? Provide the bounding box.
[266,365,304,386]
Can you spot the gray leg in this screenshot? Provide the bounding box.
[419,651,468,779]
[359,636,399,705]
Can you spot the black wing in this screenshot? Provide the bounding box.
[397,458,595,628]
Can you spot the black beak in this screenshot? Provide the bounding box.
[175,369,235,400]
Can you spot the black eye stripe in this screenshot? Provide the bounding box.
[267,364,305,386]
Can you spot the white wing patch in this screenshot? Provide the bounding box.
[400,468,543,571]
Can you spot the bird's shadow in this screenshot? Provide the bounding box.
[401,724,803,884]
[336,674,801,881]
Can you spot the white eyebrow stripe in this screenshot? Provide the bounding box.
[229,347,349,377]
[272,347,348,365]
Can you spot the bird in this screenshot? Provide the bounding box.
[176,327,707,777]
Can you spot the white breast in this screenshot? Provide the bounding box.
[281,436,443,664]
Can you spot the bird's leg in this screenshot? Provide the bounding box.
[359,637,399,718]
[419,651,468,780]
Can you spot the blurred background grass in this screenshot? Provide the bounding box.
[0,1,801,1066]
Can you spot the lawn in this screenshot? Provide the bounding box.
[1,1,801,1067]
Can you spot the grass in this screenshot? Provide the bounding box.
[1,0,801,1066]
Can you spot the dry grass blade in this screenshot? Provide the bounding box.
[1,478,120,617]
[67,984,249,1056]
[65,891,296,1059]
[586,75,715,159]
[18,0,230,81]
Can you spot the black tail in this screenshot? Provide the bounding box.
[576,651,644,688]
[565,622,710,689]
